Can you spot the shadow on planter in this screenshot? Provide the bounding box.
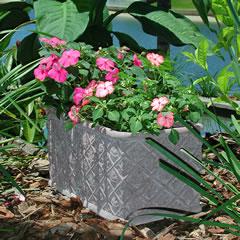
[48,111,203,225]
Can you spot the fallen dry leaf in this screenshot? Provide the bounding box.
[0,206,14,219]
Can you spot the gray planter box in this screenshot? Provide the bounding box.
[48,112,202,224]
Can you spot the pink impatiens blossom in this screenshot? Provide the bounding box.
[133,54,143,68]
[95,81,114,98]
[48,63,68,83]
[157,112,174,128]
[151,96,169,112]
[96,57,115,72]
[73,87,86,105]
[68,105,81,125]
[39,37,66,48]
[117,52,124,60]
[85,80,97,97]
[146,53,164,66]
[34,65,48,81]
[59,49,80,68]
[40,54,59,70]
[105,68,119,84]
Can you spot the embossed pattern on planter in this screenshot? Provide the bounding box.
[48,112,202,222]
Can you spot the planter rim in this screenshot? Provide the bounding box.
[48,109,202,139]
[200,96,240,111]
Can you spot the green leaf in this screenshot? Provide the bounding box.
[34,0,89,41]
[108,110,120,122]
[112,31,144,52]
[192,0,211,27]
[188,112,201,123]
[22,120,36,143]
[92,108,103,121]
[231,115,240,135]
[217,65,234,94]
[121,110,130,121]
[129,117,142,133]
[195,39,209,69]
[168,128,180,145]
[17,33,40,65]
[127,2,207,48]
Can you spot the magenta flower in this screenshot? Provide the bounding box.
[59,49,80,68]
[34,65,48,81]
[95,81,114,98]
[157,112,174,128]
[133,54,143,68]
[39,37,66,48]
[40,54,59,70]
[151,96,169,112]
[68,105,81,125]
[96,57,115,71]
[105,68,119,84]
[146,53,164,66]
[73,87,86,105]
[48,63,68,83]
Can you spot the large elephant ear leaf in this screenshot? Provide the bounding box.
[125,1,207,48]
[130,10,207,48]
[34,0,89,41]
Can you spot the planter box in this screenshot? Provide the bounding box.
[48,111,202,224]
[200,97,239,134]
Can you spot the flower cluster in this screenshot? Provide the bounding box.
[34,37,80,82]
[35,38,202,133]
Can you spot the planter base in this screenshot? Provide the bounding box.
[48,113,202,224]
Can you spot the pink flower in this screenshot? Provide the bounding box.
[105,68,119,84]
[40,37,66,48]
[73,87,86,105]
[117,52,124,60]
[95,81,114,98]
[146,53,164,66]
[151,96,169,112]
[133,54,143,68]
[82,99,90,106]
[85,80,97,96]
[157,112,174,128]
[96,57,115,71]
[48,63,68,83]
[68,105,81,125]
[40,54,59,70]
[59,49,80,68]
[34,65,48,81]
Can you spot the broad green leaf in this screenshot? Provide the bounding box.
[121,110,130,121]
[92,108,103,121]
[112,31,144,52]
[34,0,89,41]
[108,110,120,122]
[17,33,40,65]
[195,39,209,69]
[188,112,201,123]
[127,2,207,48]
[22,120,36,143]
[168,128,180,145]
[217,65,234,94]
[129,117,142,133]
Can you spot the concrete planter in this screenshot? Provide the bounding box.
[48,111,202,224]
[200,97,239,134]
